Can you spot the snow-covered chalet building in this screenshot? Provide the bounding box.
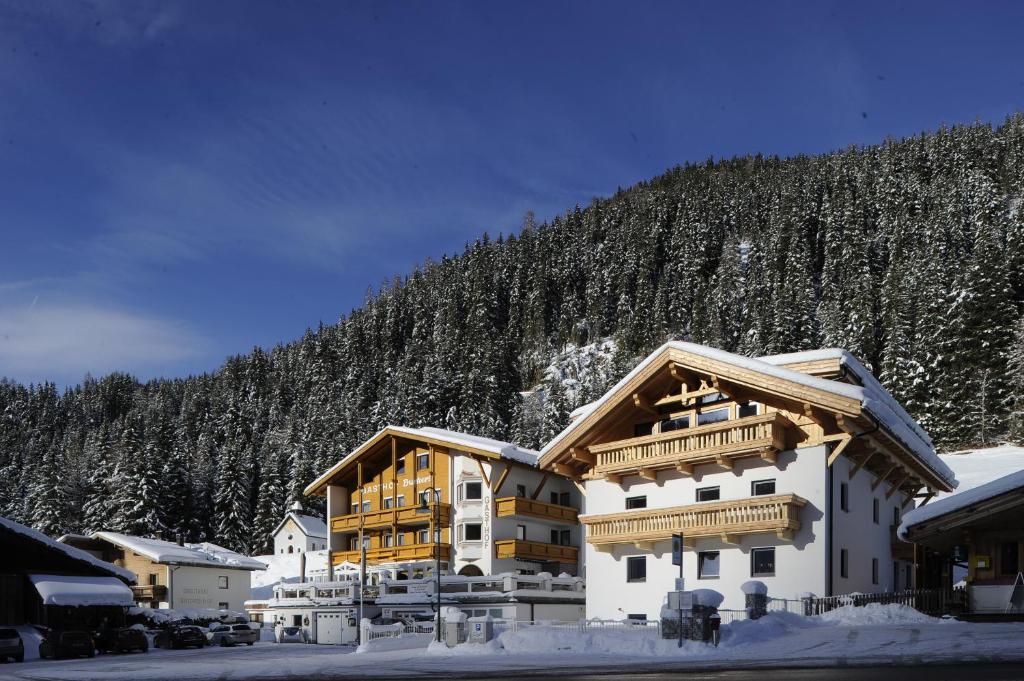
[537,342,957,617]
[304,427,581,579]
[272,501,329,556]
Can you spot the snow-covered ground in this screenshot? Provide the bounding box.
[3,606,1024,680]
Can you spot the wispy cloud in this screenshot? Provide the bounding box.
[0,300,205,385]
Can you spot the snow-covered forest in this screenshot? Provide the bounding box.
[4,117,1024,554]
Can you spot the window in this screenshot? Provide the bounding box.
[148,573,158,586]
[383,497,393,510]
[349,537,359,550]
[516,484,527,498]
[1000,542,1020,576]
[218,576,229,589]
[696,486,720,502]
[893,506,900,526]
[751,547,775,577]
[362,536,371,549]
[362,500,371,513]
[396,457,406,474]
[737,402,758,418]
[560,529,571,546]
[626,613,647,621]
[697,408,729,426]
[550,529,559,545]
[751,479,776,496]
[516,524,526,541]
[626,556,647,583]
[659,415,689,433]
[463,481,482,500]
[396,494,405,508]
[418,529,429,544]
[698,392,724,405]
[351,502,359,514]
[416,453,430,470]
[550,491,559,505]
[698,551,720,578]
[625,495,647,510]
[893,561,899,590]
[292,614,302,626]
[559,492,571,506]
[383,533,393,548]
[840,549,849,578]
[634,422,654,437]
[872,558,879,585]
[840,483,849,512]
[461,523,482,542]
[218,602,229,610]
[873,498,879,524]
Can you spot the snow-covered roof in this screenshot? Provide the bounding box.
[305,425,539,495]
[540,342,955,487]
[899,468,1024,538]
[272,512,328,540]
[93,532,267,571]
[0,516,136,583]
[29,574,134,607]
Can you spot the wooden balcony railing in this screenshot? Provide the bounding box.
[331,543,452,566]
[586,412,795,480]
[581,493,806,546]
[130,584,168,602]
[494,539,579,563]
[495,497,579,523]
[331,503,451,533]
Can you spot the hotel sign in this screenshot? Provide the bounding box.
[362,474,433,495]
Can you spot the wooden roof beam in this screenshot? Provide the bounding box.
[885,472,910,499]
[826,433,854,467]
[570,447,596,467]
[848,447,876,480]
[638,467,658,482]
[633,393,659,416]
[871,463,898,492]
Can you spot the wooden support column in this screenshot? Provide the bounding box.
[675,462,694,477]
[638,467,657,481]
[531,472,551,500]
[473,456,491,487]
[714,454,733,471]
[826,434,853,467]
[570,447,596,466]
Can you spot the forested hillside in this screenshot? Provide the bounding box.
[4,117,1024,554]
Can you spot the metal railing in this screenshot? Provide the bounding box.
[802,589,947,616]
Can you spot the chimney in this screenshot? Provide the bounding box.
[175,533,184,547]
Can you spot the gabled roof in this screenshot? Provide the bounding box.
[92,532,267,571]
[899,468,1024,540]
[272,512,328,539]
[538,341,954,489]
[0,516,136,583]
[304,425,539,496]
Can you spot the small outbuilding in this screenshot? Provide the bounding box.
[0,516,135,629]
[272,502,328,556]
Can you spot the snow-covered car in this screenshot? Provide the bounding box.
[276,626,304,643]
[0,628,24,663]
[207,623,258,647]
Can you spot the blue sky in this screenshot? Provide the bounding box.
[1,1,1023,387]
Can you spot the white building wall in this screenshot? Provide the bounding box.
[169,566,253,612]
[583,445,829,618]
[830,454,909,593]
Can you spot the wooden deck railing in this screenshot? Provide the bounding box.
[130,584,168,602]
[331,503,451,532]
[494,539,578,563]
[587,412,794,479]
[332,542,452,566]
[581,493,806,546]
[495,497,579,523]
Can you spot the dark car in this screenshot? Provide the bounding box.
[154,625,206,650]
[38,630,95,659]
[0,628,24,663]
[95,627,148,654]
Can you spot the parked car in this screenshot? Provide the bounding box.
[154,625,206,650]
[0,628,24,663]
[94,627,148,654]
[276,626,304,643]
[207,623,258,647]
[38,630,95,659]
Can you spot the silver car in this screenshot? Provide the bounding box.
[206,623,258,647]
[276,626,304,643]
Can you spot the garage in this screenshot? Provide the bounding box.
[315,611,344,645]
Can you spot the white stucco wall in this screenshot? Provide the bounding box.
[169,565,253,612]
[583,445,829,618]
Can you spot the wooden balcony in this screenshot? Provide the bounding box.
[130,584,168,602]
[586,412,796,482]
[331,503,452,533]
[332,542,452,566]
[581,493,806,547]
[494,539,579,563]
[495,497,579,523]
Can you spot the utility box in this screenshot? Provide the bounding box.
[467,615,495,644]
[442,607,467,648]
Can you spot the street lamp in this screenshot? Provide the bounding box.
[416,488,443,643]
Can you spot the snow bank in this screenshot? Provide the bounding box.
[691,589,724,607]
[497,625,705,657]
[721,611,815,647]
[0,516,135,582]
[816,603,939,626]
[29,574,134,606]
[356,632,433,654]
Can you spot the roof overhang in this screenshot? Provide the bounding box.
[903,487,1024,544]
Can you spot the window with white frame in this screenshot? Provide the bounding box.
[396,494,405,508]
[460,480,483,501]
[218,576,229,589]
[383,497,393,509]
[351,502,359,514]
[460,523,482,542]
[418,529,429,544]
[696,486,720,502]
[737,401,759,418]
[697,408,729,426]
[751,479,776,496]
[416,453,430,470]
[396,532,405,546]
[383,532,393,548]
[361,500,371,513]
[698,551,720,578]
